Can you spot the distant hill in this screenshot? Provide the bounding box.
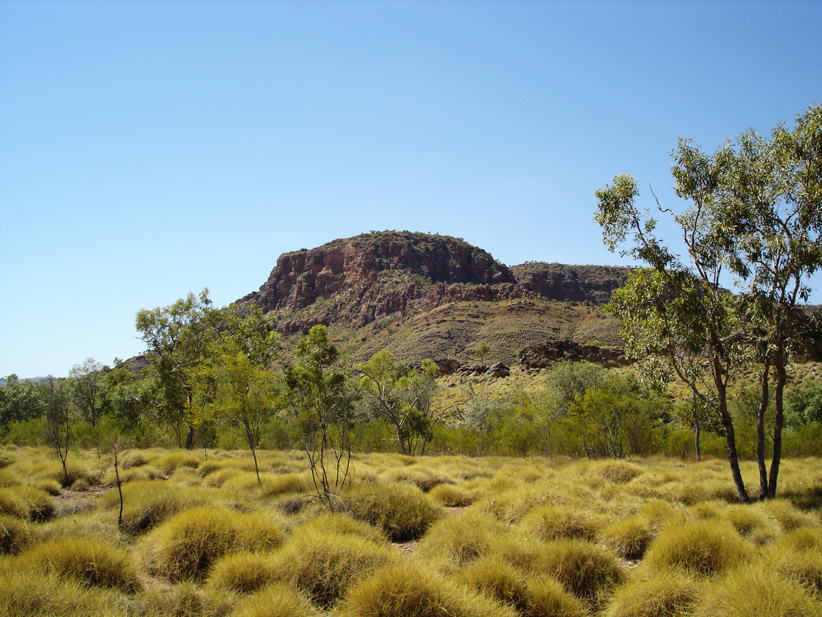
[239,231,632,367]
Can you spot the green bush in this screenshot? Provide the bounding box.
[345,483,442,542]
[147,505,286,581]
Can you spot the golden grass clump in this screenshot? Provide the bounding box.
[596,460,645,484]
[146,505,286,581]
[454,556,586,617]
[153,450,201,476]
[0,513,31,554]
[693,563,822,617]
[294,511,387,545]
[228,582,317,617]
[540,538,623,602]
[762,498,821,532]
[724,502,781,545]
[416,509,512,567]
[267,531,399,608]
[0,485,54,521]
[345,482,442,542]
[0,561,127,617]
[643,519,754,577]
[135,580,233,617]
[599,515,655,560]
[16,536,139,592]
[382,465,452,492]
[207,550,276,594]
[102,480,215,534]
[603,570,700,617]
[338,562,519,617]
[428,482,475,507]
[520,505,601,542]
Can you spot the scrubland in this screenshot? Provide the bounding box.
[1,446,821,617]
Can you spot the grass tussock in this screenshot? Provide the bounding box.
[599,516,655,560]
[228,582,317,617]
[207,551,276,594]
[643,519,753,577]
[0,513,31,554]
[416,509,512,567]
[338,562,519,617]
[520,505,601,542]
[694,563,822,617]
[0,485,54,521]
[454,556,587,617]
[596,460,645,484]
[0,562,127,617]
[267,531,399,608]
[428,482,476,507]
[603,570,700,617]
[540,538,623,602]
[102,480,215,534]
[345,483,442,542]
[146,505,286,581]
[16,536,139,592]
[294,511,387,544]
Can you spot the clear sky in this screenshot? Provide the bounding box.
[1,0,820,378]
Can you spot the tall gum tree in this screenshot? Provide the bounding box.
[595,104,822,502]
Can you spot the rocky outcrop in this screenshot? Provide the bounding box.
[519,341,630,371]
[511,263,633,304]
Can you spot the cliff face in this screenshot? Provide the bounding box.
[241,231,524,331]
[240,231,631,336]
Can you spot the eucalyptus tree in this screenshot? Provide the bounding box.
[44,376,73,485]
[358,350,439,455]
[69,358,107,459]
[596,170,751,502]
[286,325,358,503]
[716,104,822,498]
[135,290,215,449]
[191,305,281,483]
[595,104,822,501]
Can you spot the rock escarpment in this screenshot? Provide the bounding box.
[241,231,526,332]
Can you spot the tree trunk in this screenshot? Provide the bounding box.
[756,360,771,499]
[768,359,787,498]
[694,417,701,462]
[716,380,749,503]
[185,423,195,450]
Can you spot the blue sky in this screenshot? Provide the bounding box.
[1,0,820,378]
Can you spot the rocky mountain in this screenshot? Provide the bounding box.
[240,231,632,367]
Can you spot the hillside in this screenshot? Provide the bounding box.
[239,231,631,367]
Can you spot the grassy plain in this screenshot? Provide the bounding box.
[1,446,821,617]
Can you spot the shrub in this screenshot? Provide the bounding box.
[694,564,822,617]
[16,536,139,592]
[643,520,753,577]
[0,513,31,554]
[147,505,286,581]
[267,531,398,608]
[345,483,442,542]
[520,505,600,542]
[604,570,700,617]
[338,562,519,617]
